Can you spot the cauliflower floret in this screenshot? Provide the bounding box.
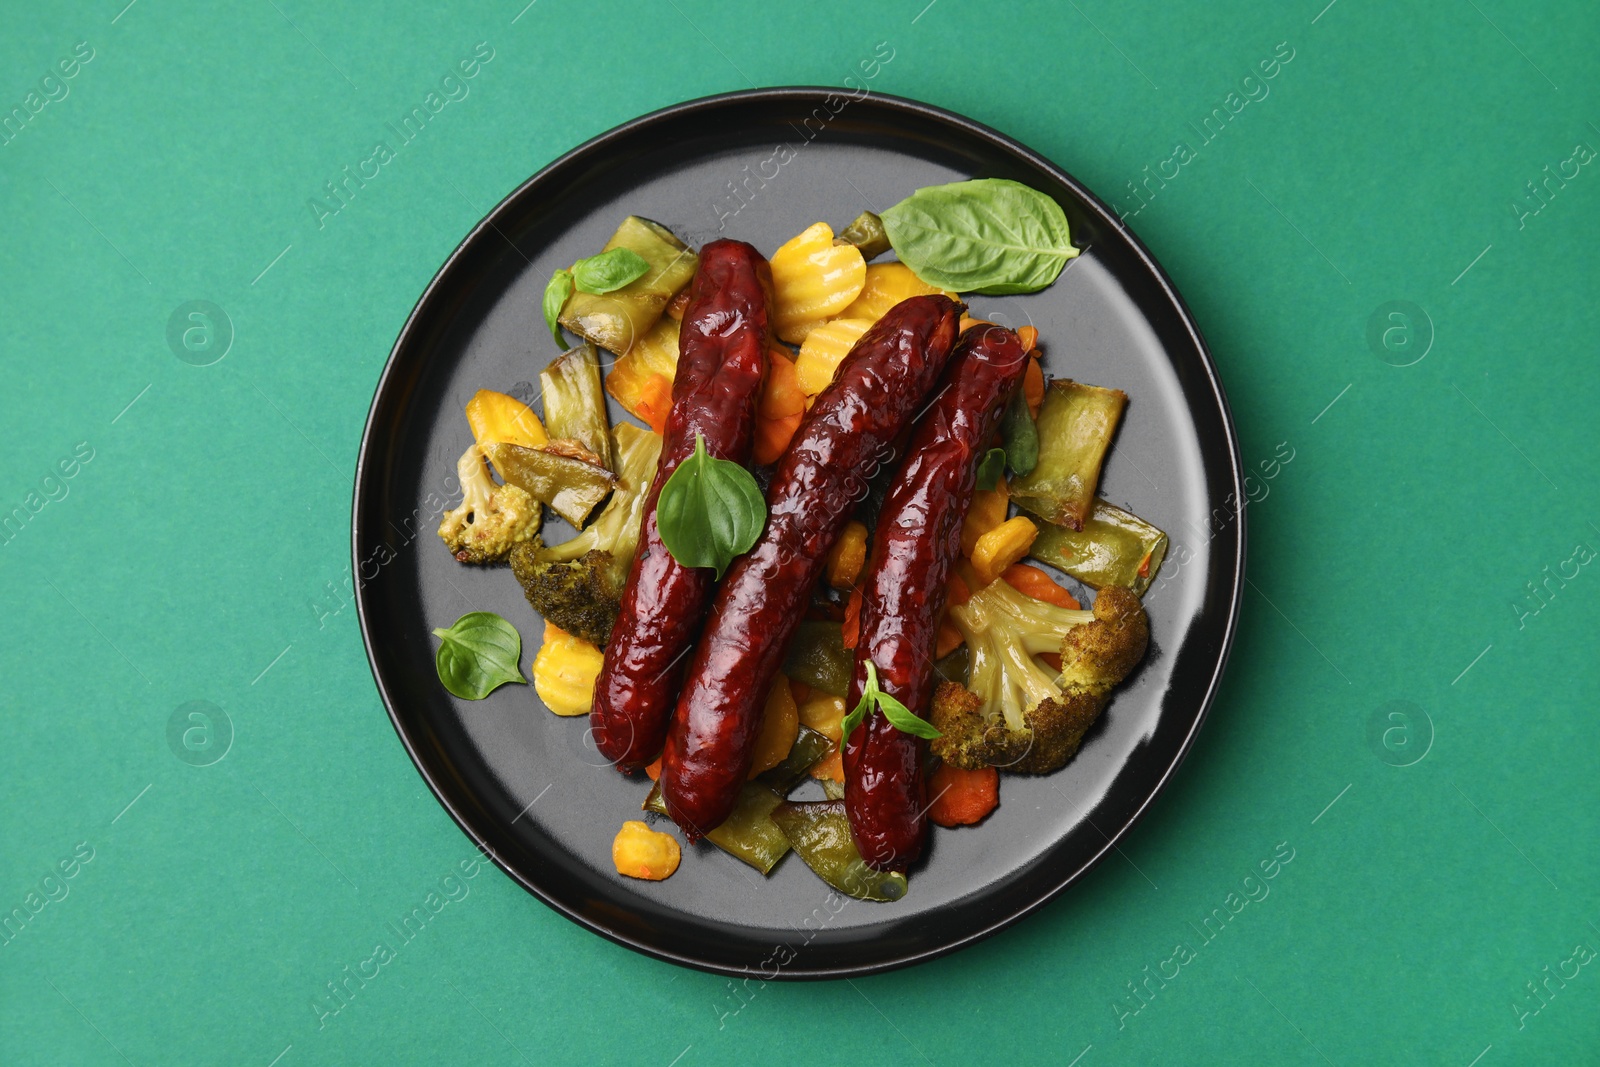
[437,443,541,564]
[931,581,1148,774]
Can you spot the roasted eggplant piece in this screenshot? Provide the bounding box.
[540,343,613,471]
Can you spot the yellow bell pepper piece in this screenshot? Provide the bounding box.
[466,389,548,449]
[838,262,953,323]
[605,316,682,431]
[531,622,603,717]
[748,676,800,778]
[770,222,866,344]
[623,316,681,382]
[612,820,681,881]
[797,692,845,744]
[971,515,1039,586]
[826,520,868,589]
[960,477,1009,558]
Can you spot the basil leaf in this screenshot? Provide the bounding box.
[877,690,942,740]
[543,269,573,348]
[571,248,651,295]
[843,660,941,745]
[880,178,1080,296]
[975,447,1007,491]
[1000,387,1039,477]
[656,433,766,578]
[842,679,870,747]
[431,611,527,700]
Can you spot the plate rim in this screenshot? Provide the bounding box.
[352,85,1247,979]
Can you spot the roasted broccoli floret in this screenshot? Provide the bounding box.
[931,581,1148,773]
[509,423,661,646]
[437,443,541,564]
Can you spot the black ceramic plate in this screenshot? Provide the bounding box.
[353,88,1244,978]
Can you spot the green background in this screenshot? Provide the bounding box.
[3,0,1596,1063]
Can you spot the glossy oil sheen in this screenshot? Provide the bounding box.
[352,88,1245,978]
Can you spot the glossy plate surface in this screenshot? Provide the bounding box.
[353,88,1245,978]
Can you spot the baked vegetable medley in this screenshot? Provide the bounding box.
[430,179,1165,899]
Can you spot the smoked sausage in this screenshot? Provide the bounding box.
[844,324,1029,871]
[659,295,963,836]
[589,240,773,771]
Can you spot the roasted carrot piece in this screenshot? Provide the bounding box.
[1017,325,1038,353]
[644,755,662,781]
[810,745,844,782]
[935,620,964,659]
[753,350,807,463]
[928,763,999,827]
[1001,562,1081,609]
[1023,356,1045,420]
[760,347,807,418]
[841,587,863,649]
[946,570,971,607]
[753,410,803,465]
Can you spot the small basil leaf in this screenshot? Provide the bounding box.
[876,689,942,740]
[1000,387,1039,477]
[572,248,651,295]
[431,611,527,700]
[842,663,873,746]
[543,269,573,348]
[880,178,1079,296]
[975,447,1007,491]
[657,434,766,578]
[843,660,941,744]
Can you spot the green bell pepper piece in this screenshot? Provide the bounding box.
[757,724,833,795]
[771,800,908,902]
[643,782,790,875]
[782,621,852,697]
[1008,379,1127,531]
[1026,498,1168,596]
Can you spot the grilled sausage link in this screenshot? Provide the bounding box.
[844,324,1029,871]
[660,295,963,837]
[589,240,773,771]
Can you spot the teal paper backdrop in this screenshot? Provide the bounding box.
[2,1,1596,1064]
